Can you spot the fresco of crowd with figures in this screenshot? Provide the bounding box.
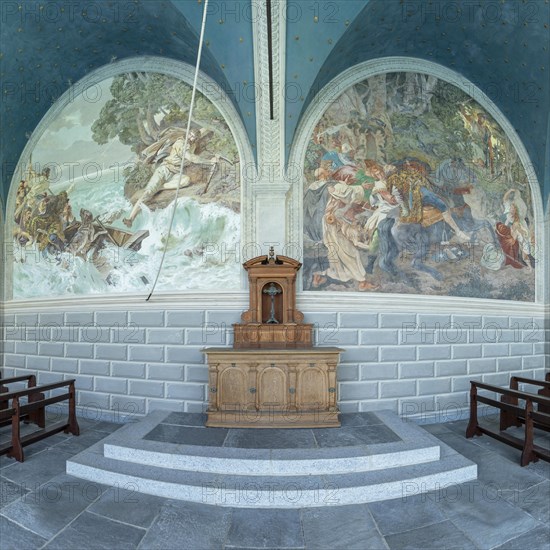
[303,72,536,301]
[11,73,240,298]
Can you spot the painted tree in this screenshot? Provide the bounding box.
[91,73,235,157]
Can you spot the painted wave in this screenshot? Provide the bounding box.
[13,172,241,298]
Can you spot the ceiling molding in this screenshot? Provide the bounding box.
[252,0,286,171]
[1,292,544,317]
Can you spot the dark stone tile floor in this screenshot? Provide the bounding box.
[143,411,401,448]
[0,414,548,549]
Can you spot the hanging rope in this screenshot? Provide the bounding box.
[146,0,210,301]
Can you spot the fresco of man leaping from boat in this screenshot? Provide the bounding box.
[303,73,536,301]
[11,72,240,297]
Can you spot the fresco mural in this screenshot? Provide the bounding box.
[11,73,240,298]
[303,72,536,301]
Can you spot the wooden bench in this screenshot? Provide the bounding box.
[0,380,79,462]
[501,374,550,430]
[0,375,46,426]
[466,380,550,466]
[514,372,550,414]
[1,374,38,408]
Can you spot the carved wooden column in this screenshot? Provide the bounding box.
[288,364,298,411]
[248,362,259,412]
[327,362,339,412]
[207,362,220,412]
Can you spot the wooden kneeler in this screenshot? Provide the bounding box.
[0,380,80,462]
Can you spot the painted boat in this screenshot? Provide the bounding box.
[64,222,149,252]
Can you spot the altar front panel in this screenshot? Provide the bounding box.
[203,348,342,428]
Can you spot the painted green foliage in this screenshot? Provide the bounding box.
[91,73,238,197]
[92,73,235,154]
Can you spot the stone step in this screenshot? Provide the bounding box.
[66,410,478,507]
[97,409,448,476]
[103,439,441,476]
[66,446,476,508]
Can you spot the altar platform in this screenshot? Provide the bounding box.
[2,414,549,549]
[66,409,477,508]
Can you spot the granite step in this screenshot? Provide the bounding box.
[66,444,476,508]
[96,409,447,476]
[103,439,441,476]
[65,410,478,507]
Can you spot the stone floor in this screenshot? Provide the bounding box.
[0,414,549,550]
[143,411,402,448]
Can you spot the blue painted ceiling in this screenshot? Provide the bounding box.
[285,0,369,150]
[1,0,549,205]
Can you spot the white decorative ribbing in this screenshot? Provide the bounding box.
[251,0,285,169]
[250,0,289,250]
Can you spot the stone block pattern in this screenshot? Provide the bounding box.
[1,309,547,423]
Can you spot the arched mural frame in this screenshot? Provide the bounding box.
[288,57,546,310]
[4,56,255,303]
[0,196,4,302]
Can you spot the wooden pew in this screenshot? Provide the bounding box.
[537,372,550,414]
[1,374,37,408]
[500,375,550,429]
[466,380,550,466]
[0,375,45,427]
[0,380,79,462]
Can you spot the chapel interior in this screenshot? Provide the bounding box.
[0,1,549,549]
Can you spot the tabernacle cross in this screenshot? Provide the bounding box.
[263,282,282,324]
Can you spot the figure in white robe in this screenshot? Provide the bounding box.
[313,182,377,290]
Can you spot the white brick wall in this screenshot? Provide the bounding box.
[1,308,548,423]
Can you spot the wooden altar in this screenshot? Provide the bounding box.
[203,348,342,428]
[203,248,342,428]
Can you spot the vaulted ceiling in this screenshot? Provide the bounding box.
[1,0,549,206]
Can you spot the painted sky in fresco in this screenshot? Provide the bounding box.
[29,79,132,189]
